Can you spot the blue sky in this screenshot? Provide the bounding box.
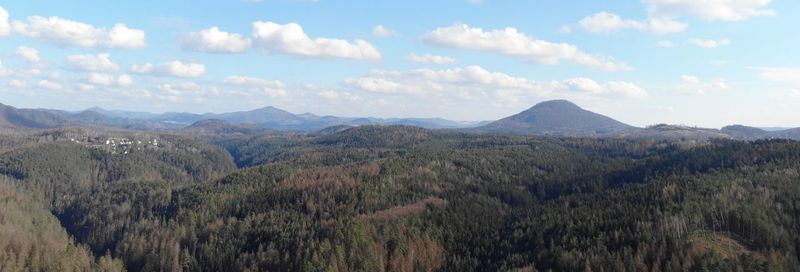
[0,0,799,128]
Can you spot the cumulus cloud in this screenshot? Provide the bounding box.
[182,27,251,53]
[656,40,675,48]
[223,75,288,98]
[8,79,26,88]
[130,61,206,78]
[424,24,631,72]
[11,15,145,49]
[344,65,647,99]
[37,79,62,90]
[688,38,730,48]
[159,82,199,93]
[317,89,361,102]
[644,0,775,21]
[223,75,285,89]
[87,73,116,86]
[0,6,9,37]
[84,73,133,87]
[0,60,42,79]
[562,78,649,99]
[298,83,361,102]
[263,88,288,98]
[251,21,382,60]
[751,67,800,83]
[156,81,221,102]
[578,12,688,34]
[15,46,42,65]
[372,25,395,38]
[677,75,729,95]
[106,23,147,49]
[405,53,456,64]
[117,74,134,87]
[67,53,119,72]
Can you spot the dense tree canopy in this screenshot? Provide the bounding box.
[1,126,799,271]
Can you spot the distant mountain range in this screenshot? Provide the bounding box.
[471,100,800,141]
[2,100,799,141]
[0,102,486,132]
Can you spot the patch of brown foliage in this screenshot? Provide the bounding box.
[687,232,764,261]
[360,197,447,221]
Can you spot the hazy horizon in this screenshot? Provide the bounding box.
[1,1,799,128]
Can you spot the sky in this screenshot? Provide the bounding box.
[0,0,799,128]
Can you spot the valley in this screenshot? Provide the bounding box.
[0,100,799,271]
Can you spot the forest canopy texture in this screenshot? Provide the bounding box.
[0,126,799,271]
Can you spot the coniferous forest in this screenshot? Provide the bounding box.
[1,125,799,271]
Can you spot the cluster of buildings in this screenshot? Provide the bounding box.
[69,136,161,155]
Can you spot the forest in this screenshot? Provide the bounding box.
[1,125,799,271]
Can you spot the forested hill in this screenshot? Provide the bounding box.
[0,103,65,129]
[477,100,638,136]
[2,126,799,271]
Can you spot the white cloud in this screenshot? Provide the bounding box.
[11,16,145,49]
[156,81,221,101]
[0,61,42,79]
[67,53,119,72]
[223,75,285,89]
[159,82,199,94]
[77,83,94,91]
[424,24,631,72]
[682,75,701,84]
[656,40,675,48]
[15,46,42,64]
[578,12,688,34]
[87,73,116,86]
[223,76,288,98]
[130,63,153,74]
[106,23,147,49]
[677,75,729,95]
[688,38,730,48]
[562,78,649,99]
[751,67,800,83]
[117,74,133,87]
[264,89,287,98]
[372,25,395,38]
[251,21,382,60]
[299,83,361,102]
[48,72,61,80]
[182,27,251,53]
[8,79,26,88]
[0,6,9,37]
[83,73,132,88]
[130,61,206,78]
[791,89,800,98]
[317,89,361,102]
[644,0,775,21]
[37,79,61,90]
[404,53,456,64]
[344,65,647,99]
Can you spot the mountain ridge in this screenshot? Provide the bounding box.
[2,100,800,141]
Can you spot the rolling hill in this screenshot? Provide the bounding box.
[174,119,277,139]
[0,103,65,129]
[476,100,638,136]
